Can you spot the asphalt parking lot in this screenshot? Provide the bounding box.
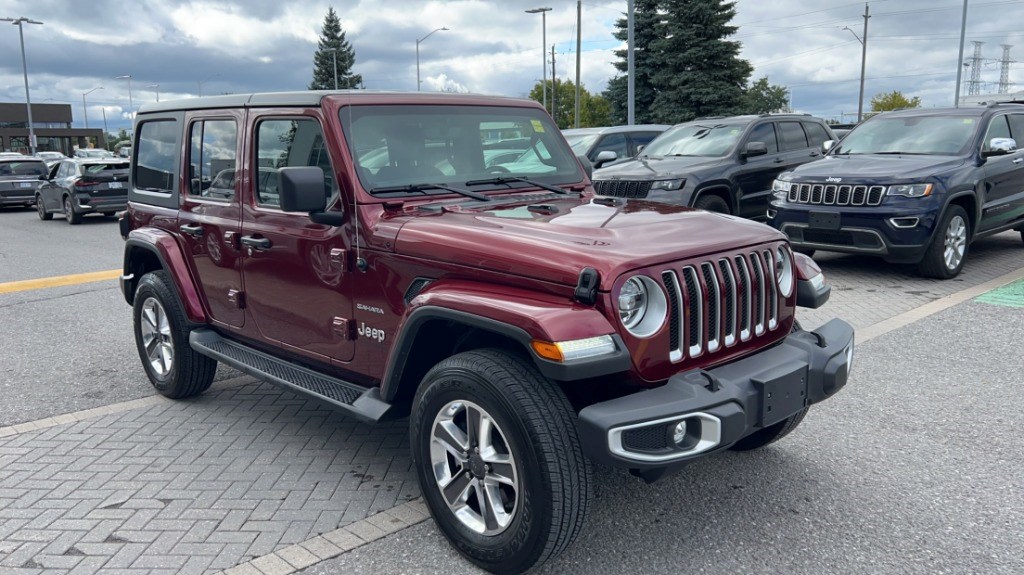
[1,205,1023,574]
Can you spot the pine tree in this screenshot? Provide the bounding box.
[604,0,661,125]
[649,0,752,123]
[309,7,362,90]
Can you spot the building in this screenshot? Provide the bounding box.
[0,102,105,155]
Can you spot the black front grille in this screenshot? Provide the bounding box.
[594,180,652,199]
[622,426,670,451]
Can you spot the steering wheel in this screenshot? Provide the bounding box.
[486,165,511,174]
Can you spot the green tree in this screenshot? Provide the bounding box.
[309,7,362,90]
[870,90,921,111]
[529,80,612,128]
[741,76,789,114]
[604,0,661,125]
[650,0,752,123]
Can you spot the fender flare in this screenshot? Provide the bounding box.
[379,282,631,402]
[691,183,734,211]
[939,188,982,239]
[122,228,207,323]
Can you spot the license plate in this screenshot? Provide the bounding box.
[108,182,124,189]
[808,211,840,230]
[18,182,33,188]
[752,365,809,427]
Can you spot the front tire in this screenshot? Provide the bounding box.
[694,194,730,214]
[411,349,591,575]
[132,271,215,398]
[730,407,809,451]
[36,195,52,220]
[917,205,969,279]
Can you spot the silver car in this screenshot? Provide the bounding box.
[0,157,48,208]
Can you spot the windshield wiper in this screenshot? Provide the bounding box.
[368,182,490,202]
[463,176,569,194]
[873,151,927,155]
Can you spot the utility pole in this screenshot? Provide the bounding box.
[575,0,581,128]
[551,44,557,125]
[627,0,635,125]
[857,3,869,122]
[954,0,969,107]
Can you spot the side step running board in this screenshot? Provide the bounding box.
[189,329,391,423]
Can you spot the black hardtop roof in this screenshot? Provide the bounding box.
[137,90,530,115]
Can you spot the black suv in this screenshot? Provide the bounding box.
[768,104,1024,278]
[591,114,834,219]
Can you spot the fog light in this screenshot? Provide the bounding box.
[672,421,687,446]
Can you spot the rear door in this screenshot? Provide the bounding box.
[979,113,1024,231]
[239,110,354,363]
[176,111,245,328]
[38,160,69,211]
[733,121,783,218]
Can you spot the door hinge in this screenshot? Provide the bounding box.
[224,231,240,250]
[227,289,245,309]
[330,248,350,272]
[332,317,355,340]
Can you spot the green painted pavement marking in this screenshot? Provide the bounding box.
[975,278,1024,308]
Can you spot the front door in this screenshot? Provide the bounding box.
[979,114,1024,232]
[734,121,784,219]
[176,112,245,328]
[239,112,354,363]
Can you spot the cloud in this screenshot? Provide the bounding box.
[422,73,469,93]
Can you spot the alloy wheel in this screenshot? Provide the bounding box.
[430,399,519,536]
[943,215,967,271]
[139,297,174,377]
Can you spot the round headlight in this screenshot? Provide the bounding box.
[617,275,668,337]
[775,246,794,297]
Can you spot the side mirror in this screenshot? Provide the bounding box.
[576,154,594,179]
[279,166,327,213]
[742,141,768,158]
[984,137,1017,157]
[636,144,646,154]
[594,150,617,168]
[822,140,835,153]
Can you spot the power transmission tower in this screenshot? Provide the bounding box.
[967,41,984,96]
[999,44,1013,94]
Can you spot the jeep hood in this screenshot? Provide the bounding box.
[392,197,783,289]
[593,155,725,181]
[787,154,967,181]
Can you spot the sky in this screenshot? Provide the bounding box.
[1,0,1023,134]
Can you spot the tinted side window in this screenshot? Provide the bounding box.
[983,115,1012,152]
[134,120,179,194]
[593,133,628,159]
[746,123,778,154]
[1006,114,1024,142]
[255,118,334,209]
[187,120,237,201]
[803,122,832,147]
[779,122,809,151]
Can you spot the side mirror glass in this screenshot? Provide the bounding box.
[279,167,327,213]
[576,154,594,179]
[822,140,835,153]
[742,141,768,158]
[985,137,1017,156]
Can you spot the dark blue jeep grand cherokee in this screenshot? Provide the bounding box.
[768,103,1024,278]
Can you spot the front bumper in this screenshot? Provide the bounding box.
[578,319,854,473]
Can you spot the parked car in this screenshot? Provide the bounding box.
[562,124,670,169]
[769,103,1024,278]
[36,158,130,224]
[35,151,67,166]
[828,123,857,139]
[74,148,115,159]
[592,114,835,220]
[0,157,48,208]
[119,91,853,574]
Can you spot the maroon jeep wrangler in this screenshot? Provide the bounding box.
[119,91,854,574]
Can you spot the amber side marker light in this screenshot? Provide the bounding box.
[531,335,617,362]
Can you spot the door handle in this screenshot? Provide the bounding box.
[240,235,272,250]
[179,224,203,238]
[1013,157,1023,164]
[773,158,785,164]
[809,152,820,157]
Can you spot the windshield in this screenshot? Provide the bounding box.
[833,115,979,155]
[0,160,47,177]
[642,122,746,157]
[563,133,599,155]
[340,105,583,196]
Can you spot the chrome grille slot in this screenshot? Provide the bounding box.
[682,266,703,358]
[663,271,683,362]
[750,253,766,336]
[700,263,721,353]
[811,185,824,204]
[798,184,810,203]
[824,185,837,204]
[735,255,752,341]
[763,249,779,329]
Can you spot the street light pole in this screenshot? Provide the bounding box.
[954,0,969,107]
[82,86,102,129]
[2,17,44,155]
[145,84,159,102]
[116,74,134,119]
[526,8,552,111]
[415,27,448,91]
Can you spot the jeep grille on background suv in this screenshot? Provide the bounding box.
[594,180,652,199]
[660,249,781,362]
[786,182,885,207]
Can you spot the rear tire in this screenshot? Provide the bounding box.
[917,205,969,279]
[63,196,81,225]
[132,270,215,399]
[694,194,730,214]
[411,349,591,575]
[36,195,52,220]
[730,407,809,451]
